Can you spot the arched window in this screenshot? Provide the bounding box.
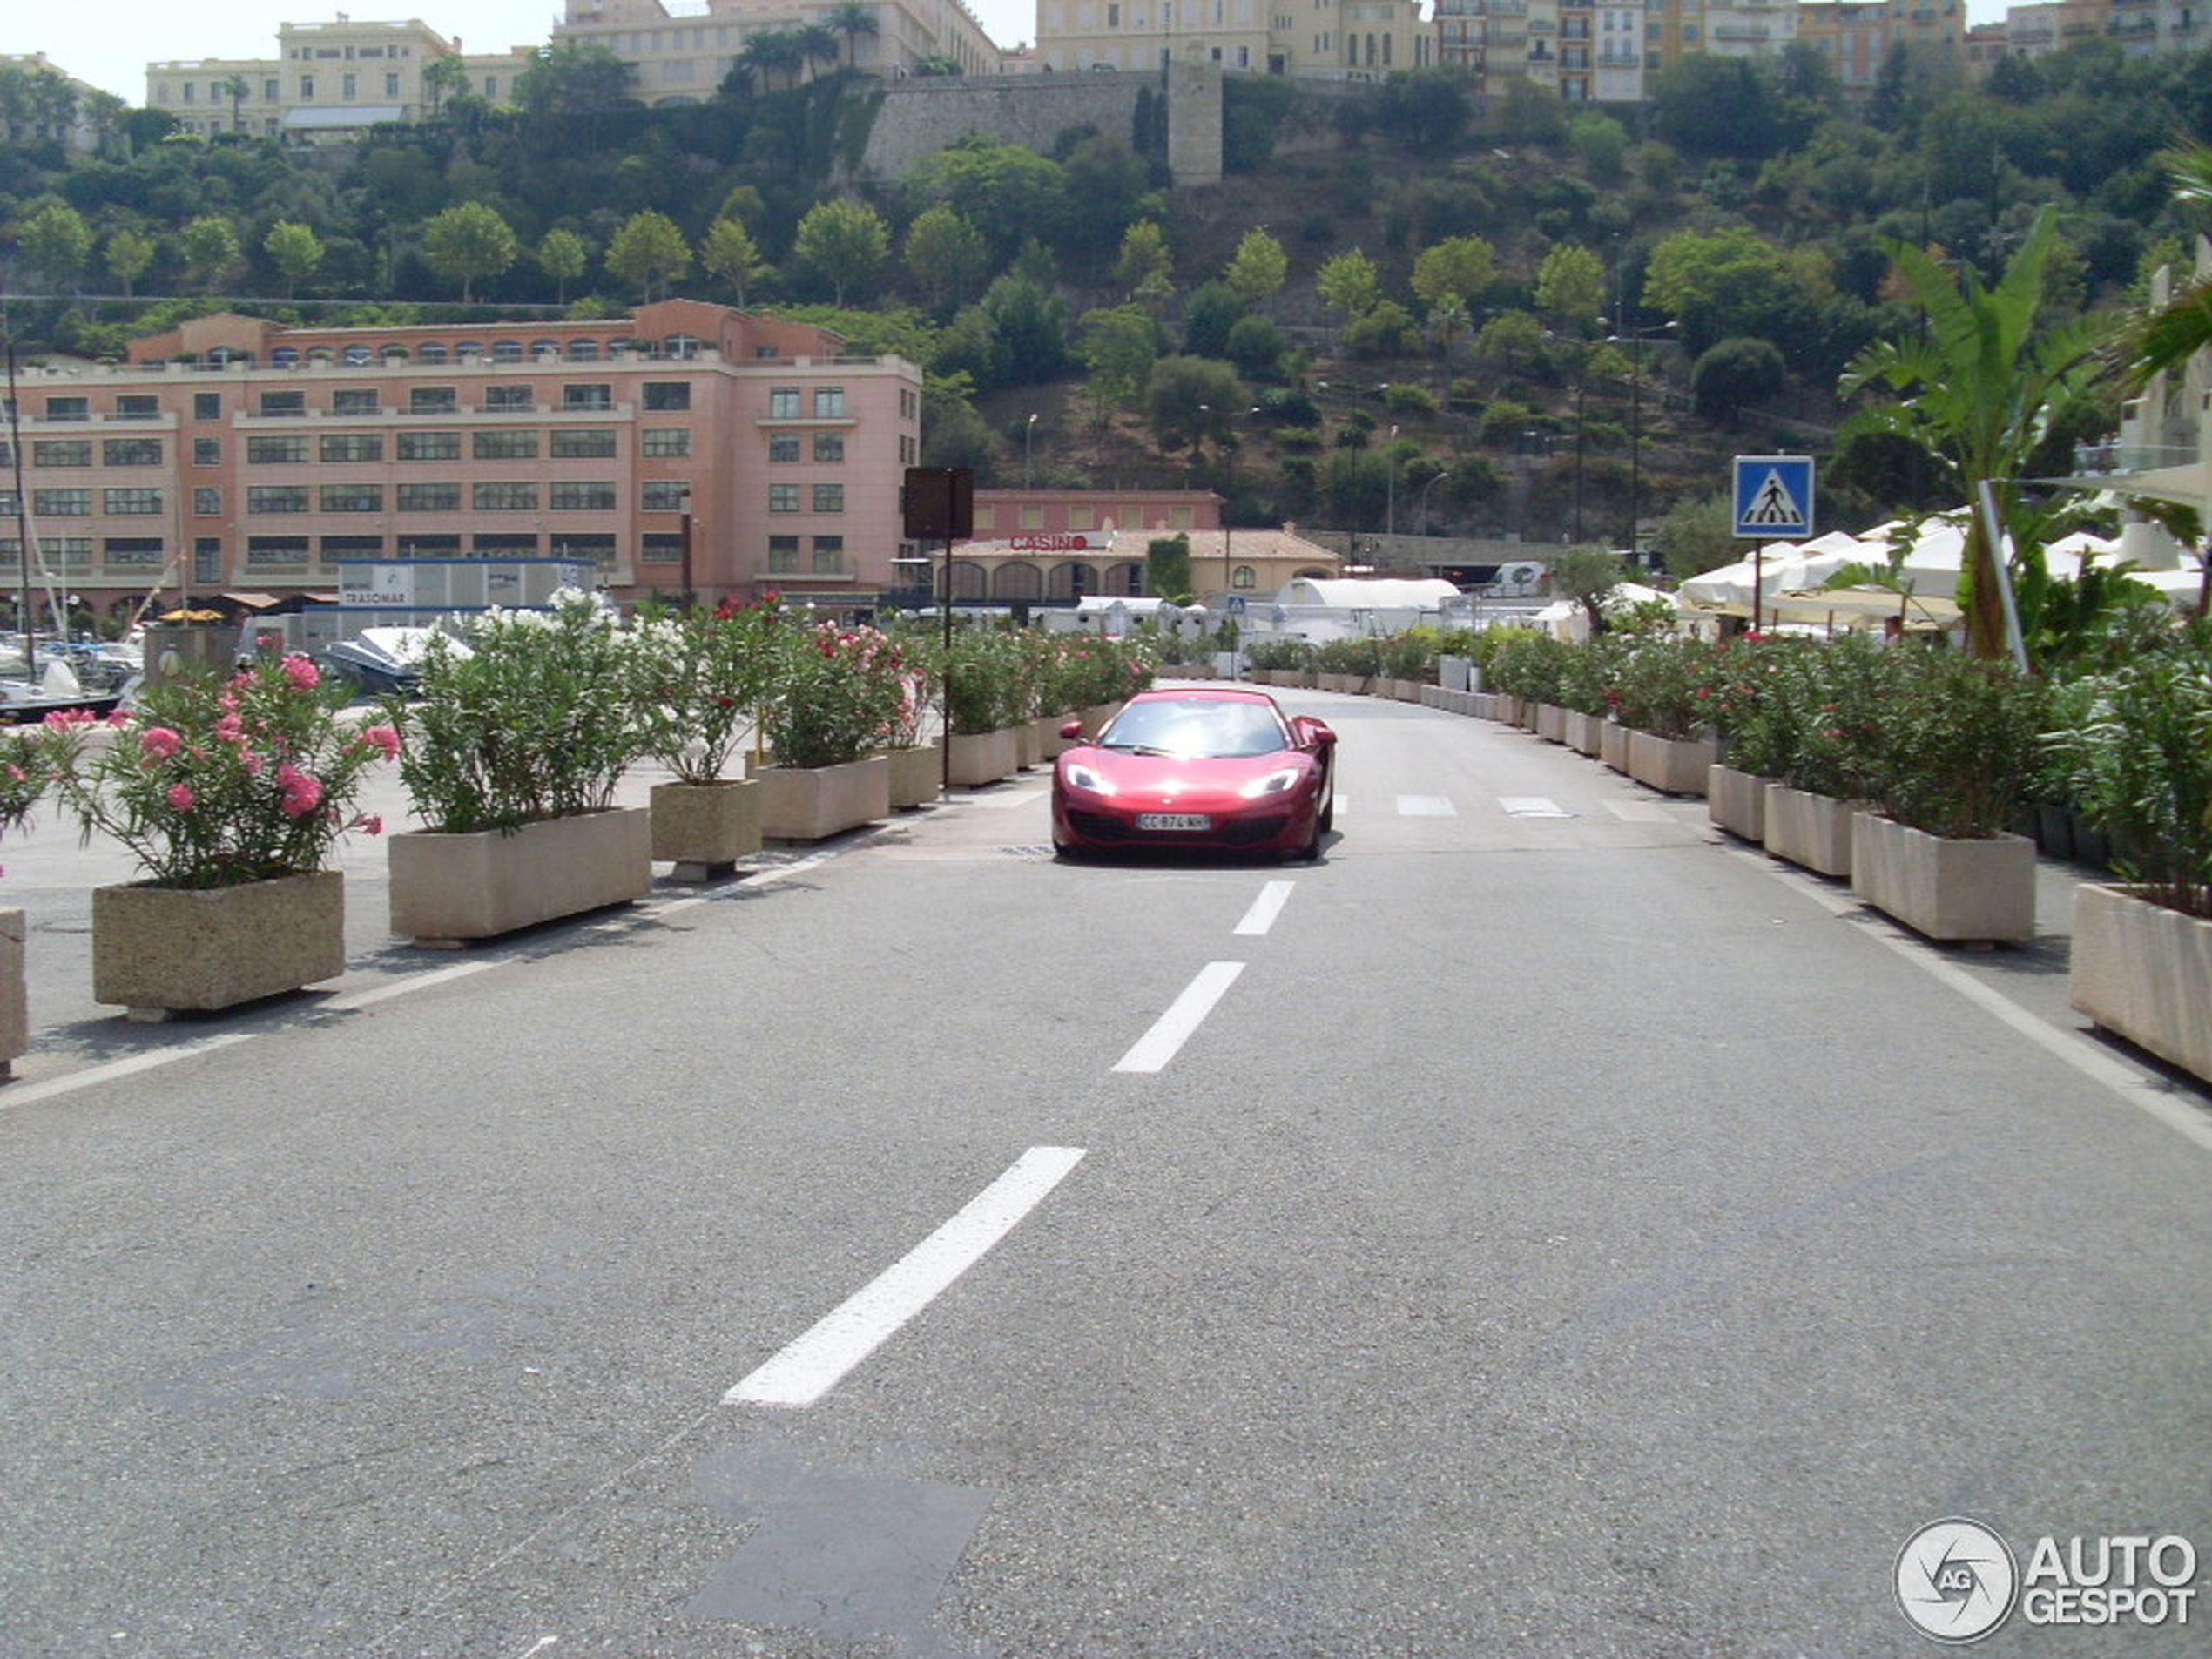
[380,344,411,363]
[492,340,523,363]
[417,342,448,365]
[531,339,561,361]
[1108,562,1144,596]
[307,347,334,365]
[343,345,372,367]
[455,340,484,361]
[663,333,704,361]
[567,339,602,361]
[948,560,987,601]
[993,562,1043,601]
[1046,561,1096,600]
[1231,564,1258,590]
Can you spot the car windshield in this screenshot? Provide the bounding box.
[1098,697,1290,759]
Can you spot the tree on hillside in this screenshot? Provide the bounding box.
[1652,493,1737,582]
[1223,227,1288,310]
[826,1,880,68]
[221,75,251,134]
[180,214,242,293]
[1838,206,2105,659]
[605,209,693,302]
[1076,303,1163,460]
[105,227,155,298]
[537,227,590,303]
[1143,355,1248,458]
[732,30,808,93]
[264,220,324,297]
[1643,224,1822,355]
[699,217,766,307]
[423,54,470,118]
[903,203,988,316]
[1536,242,1607,332]
[792,198,889,305]
[1114,219,1174,311]
[17,201,91,293]
[904,136,1066,266]
[2114,138,2212,395]
[421,200,517,301]
[1317,248,1383,323]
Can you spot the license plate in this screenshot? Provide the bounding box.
[1136,813,1211,832]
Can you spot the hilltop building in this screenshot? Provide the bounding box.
[1032,0,1433,78]
[1,300,922,624]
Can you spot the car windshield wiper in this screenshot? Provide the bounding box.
[1103,741,1177,756]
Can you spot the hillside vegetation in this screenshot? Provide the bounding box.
[3,40,2209,566]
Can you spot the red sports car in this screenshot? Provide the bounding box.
[1050,687,1337,860]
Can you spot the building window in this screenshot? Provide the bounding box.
[102,537,165,566]
[641,428,691,457]
[195,536,224,583]
[813,387,846,418]
[484,383,534,410]
[320,535,385,564]
[247,435,311,464]
[34,489,91,517]
[259,391,307,418]
[410,387,458,414]
[768,387,800,418]
[247,486,309,514]
[103,438,165,468]
[386,71,401,96]
[1232,564,1258,590]
[44,397,88,422]
[333,388,379,414]
[247,536,310,566]
[398,534,460,557]
[550,532,616,566]
[473,482,539,511]
[642,481,691,511]
[813,433,845,462]
[551,429,617,459]
[397,483,462,511]
[813,484,844,513]
[768,484,800,513]
[562,383,612,410]
[812,535,845,574]
[32,440,91,468]
[397,431,461,462]
[115,395,160,421]
[492,341,524,364]
[193,487,221,516]
[417,342,448,365]
[550,482,617,510]
[766,534,801,572]
[1069,505,1096,529]
[320,434,384,463]
[769,434,800,463]
[643,381,691,411]
[473,430,540,460]
[320,484,384,513]
[104,489,165,516]
[640,533,684,563]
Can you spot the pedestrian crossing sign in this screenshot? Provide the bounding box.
[1733,455,1814,539]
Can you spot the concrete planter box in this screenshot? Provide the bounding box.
[883,742,942,810]
[1316,672,1349,694]
[756,755,891,842]
[1565,711,1606,757]
[1082,703,1123,737]
[650,779,762,880]
[1034,714,1076,761]
[1599,720,1631,772]
[1472,692,1502,721]
[1438,655,1472,692]
[1015,718,1042,769]
[1392,678,1425,703]
[1492,694,1523,725]
[95,869,345,1019]
[1534,703,1570,745]
[2072,884,2212,1084]
[947,727,1020,787]
[1850,813,2036,942]
[1764,785,1858,877]
[391,808,651,948]
[1626,731,1716,796]
[1707,765,1771,842]
[0,907,22,1073]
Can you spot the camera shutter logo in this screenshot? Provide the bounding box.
[1897,1518,2020,1643]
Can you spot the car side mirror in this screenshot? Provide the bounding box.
[1297,718,1336,748]
[1059,718,1085,740]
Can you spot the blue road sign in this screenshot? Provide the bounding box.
[1733,454,1815,539]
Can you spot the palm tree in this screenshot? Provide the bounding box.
[223,74,250,133]
[826,1,880,69]
[2114,138,2212,392]
[735,30,808,92]
[799,24,841,82]
[1838,206,2103,661]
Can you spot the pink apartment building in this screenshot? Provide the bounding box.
[3,299,921,625]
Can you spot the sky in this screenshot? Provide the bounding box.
[17,0,2010,108]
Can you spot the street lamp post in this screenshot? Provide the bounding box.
[1606,320,1674,570]
[1023,412,1037,490]
[1198,403,1258,608]
[1416,470,1446,537]
[1384,423,1399,540]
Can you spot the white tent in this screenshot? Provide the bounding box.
[1274,577,1464,609]
[1530,582,1669,642]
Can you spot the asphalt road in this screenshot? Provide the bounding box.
[2,687,2208,1658]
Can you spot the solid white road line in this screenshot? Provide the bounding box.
[1234,880,1295,937]
[1111,961,1246,1074]
[726,1145,1089,1408]
[1397,795,1458,817]
[0,1033,256,1111]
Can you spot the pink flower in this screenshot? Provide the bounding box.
[352,813,384,837]
[42,707,92,730]
[279,769,323,818]
[140,726,183,759]
[165,783,195,812]
[282,655,320,690]
[359,724,401,760]
[214,713,245,743]
[242,752,263,776]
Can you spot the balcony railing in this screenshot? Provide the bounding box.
[2074,440,2201,475]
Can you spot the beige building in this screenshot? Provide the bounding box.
[556,0,1012,92]
[1,300,921,624]
[146,19,536,143]
[1973,0,2208,64]
[1033,0,1432,78]
[0,53,107,153]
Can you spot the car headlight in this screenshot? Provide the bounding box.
[1238,765,1303,799]
[1062,761,1116,795]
